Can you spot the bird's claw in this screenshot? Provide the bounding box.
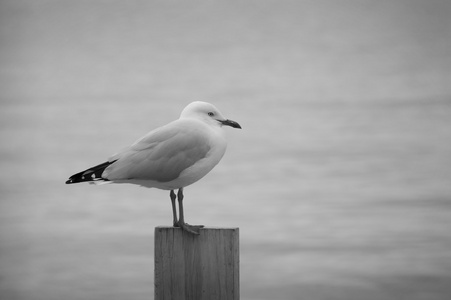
[174,221,204,235]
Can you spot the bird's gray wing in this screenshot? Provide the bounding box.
[103,120,211,182]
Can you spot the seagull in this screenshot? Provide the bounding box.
[66,101,241,234]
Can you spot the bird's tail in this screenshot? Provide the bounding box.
[65,160,116,184]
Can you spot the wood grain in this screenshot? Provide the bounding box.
[154,227,239,300]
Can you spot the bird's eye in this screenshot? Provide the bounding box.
[208,112,215,117]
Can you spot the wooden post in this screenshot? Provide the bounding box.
[154,227,239,300]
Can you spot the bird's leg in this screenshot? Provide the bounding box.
[170,190,178,227]
[176,188,204,235]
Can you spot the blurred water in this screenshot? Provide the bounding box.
[1,1,451,300]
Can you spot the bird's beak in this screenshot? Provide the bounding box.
[220,119,242,129]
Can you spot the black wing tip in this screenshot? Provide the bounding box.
[64,174,88,184]
[65,177,81,184]
[65,160,116,185]
[65,177,108,184]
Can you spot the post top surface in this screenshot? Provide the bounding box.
[155,226,239,231]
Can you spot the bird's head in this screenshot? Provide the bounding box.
[180,101,242,129]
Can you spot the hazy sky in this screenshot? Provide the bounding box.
[1,0,450,103]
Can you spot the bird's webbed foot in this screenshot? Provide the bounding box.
[173,221,204,235]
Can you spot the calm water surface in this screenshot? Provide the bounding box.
[1,1,451,300]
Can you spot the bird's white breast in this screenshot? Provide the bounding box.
[160,120,227,189]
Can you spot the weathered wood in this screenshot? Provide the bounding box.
[154,227,239,300]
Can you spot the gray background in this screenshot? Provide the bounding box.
[1,0,451,299]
